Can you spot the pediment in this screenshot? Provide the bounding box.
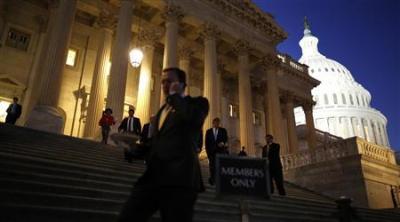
[0,74,25,89]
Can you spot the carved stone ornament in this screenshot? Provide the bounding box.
[233,39,250,56]
[47,0,59,9]
[260,54,281,70]
[138,28,162,46]
[178,47,193,60]
[200,22,220,41]
[96,9,117,30]
[163,3,184,23]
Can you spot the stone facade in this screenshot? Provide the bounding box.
[0,0,318,155]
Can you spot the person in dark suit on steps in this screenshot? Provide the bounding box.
[205,117,228,185]
[262,134,286,196]
[117,67,209,222]
[118,108,141,135]
[5,97,22,124]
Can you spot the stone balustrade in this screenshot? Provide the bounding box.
[282,137,397,170]
[277,53,308,73]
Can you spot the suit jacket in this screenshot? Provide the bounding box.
[118,117,141,135]
[205,127,228,155]
[140,123,152,144]
[136,94,209,192]
[6,103,22,118]
[262,143,282,169]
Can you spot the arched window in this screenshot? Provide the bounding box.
[341,93,346,104]
[324,94,329,105]
[349,95,354,105]
[356,95,360,106]
[333,94,338,104]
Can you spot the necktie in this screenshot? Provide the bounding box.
[158,104,172,130]
[214,128,218,140]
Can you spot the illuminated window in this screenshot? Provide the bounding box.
[0,99,12,123]
[341,94,346,104]
[229,104,238,118]
[349,95,354,105]
[252,111,261,125]
[324,94,329,105]
[5,28,31,51]
[66,48,78,67]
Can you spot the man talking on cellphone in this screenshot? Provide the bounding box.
[117,67,209,222]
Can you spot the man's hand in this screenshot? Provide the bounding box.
[169,81,184,95]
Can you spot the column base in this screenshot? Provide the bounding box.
[25,105,65,134]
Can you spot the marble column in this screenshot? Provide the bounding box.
[135,28,160,124]
[366,119,375,143]
[303,102,317,150]
[105,0,133,122]
[0,0,6,44]
[262,56,285,152]
[358,118,366,139]
[346,117,355,137]
[25,0,77,133]
[83,10,114,138]
[160,4,183,105]
[283,92,299,153]
[20,15,49,124]
[235,40,255,155]
[202,23,219,132]
[178,45,193,95]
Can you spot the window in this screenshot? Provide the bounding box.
[333,94,338,104]
[229,104,238,118]
[0,98,12,123]
[324,94,329,105]
[341,94,346,104]
[349,95,354,105]
[325,68,329,72]
[252,111,261,125]
[66,48,78,67]
[331,68,335,72]
[5,28,31,51]
[356,95,360,106]
[314,95,319,105]
[310,69,314,73]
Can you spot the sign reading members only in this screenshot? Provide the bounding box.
[215,155,270,198]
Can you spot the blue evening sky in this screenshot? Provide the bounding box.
[253,0,400,150]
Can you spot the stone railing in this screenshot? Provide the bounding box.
[277,53,308,73]
[356,138,397,164]
[282,137,397,170]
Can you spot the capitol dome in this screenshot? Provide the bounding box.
[294,18,390,147]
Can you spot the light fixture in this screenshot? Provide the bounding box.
[129,9,144,68]
[129,48,143,68]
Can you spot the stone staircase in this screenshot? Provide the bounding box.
[1,123,400,222]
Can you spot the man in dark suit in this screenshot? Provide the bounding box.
[205,117,228,185]
[118,108,141,135]
[117,67,209,222]
[5,97,22,124]
[262,134,286,196]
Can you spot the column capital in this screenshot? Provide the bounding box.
[281,91,295,103]
[163,3,184,23]
[178,46,194,60]
[260,54,281,70]
[200,22,220,41]
[233,39,251,56]
[34,15,48,33]
[47,0,59,9]
[138,27,162,46]
[302,101,315,112]
[95,9,117,30]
